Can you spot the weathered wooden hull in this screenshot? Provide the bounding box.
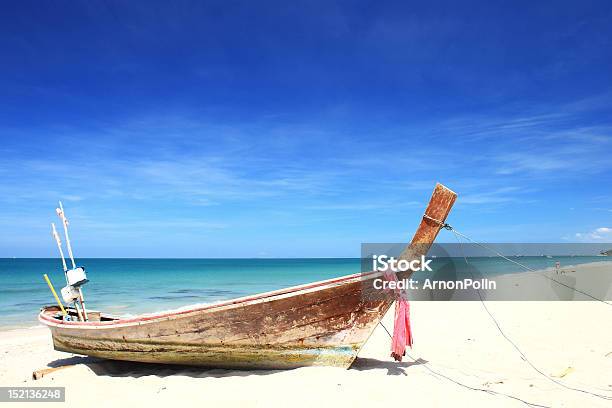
[39,183,457,369]
[41,273,394,369]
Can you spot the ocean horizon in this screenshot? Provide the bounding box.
[1,256,609,330]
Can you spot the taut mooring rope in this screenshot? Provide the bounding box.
[448,225,612,401]
[423,214,611,307]
[378,321,551,408]
[381,214,612,402]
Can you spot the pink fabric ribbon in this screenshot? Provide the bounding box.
[382,270,413,362]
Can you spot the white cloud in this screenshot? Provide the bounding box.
[575,227,612,241]
[459,187,535,205]
[304,201,421,211]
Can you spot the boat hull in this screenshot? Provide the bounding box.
[42,274,393,369]
[52,339,360,369]
[39,183,457,369]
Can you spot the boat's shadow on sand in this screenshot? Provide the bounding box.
[350,357,428,376]
[47,356,426,378]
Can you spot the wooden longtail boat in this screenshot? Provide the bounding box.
[39,183,456,369]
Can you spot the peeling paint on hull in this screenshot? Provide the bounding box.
[53,336,360,369]
[42,276,394,369]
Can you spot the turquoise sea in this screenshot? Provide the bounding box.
[0,256,608,329]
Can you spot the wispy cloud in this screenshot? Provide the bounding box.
[575,227,612,242]
[426,95,612,179]
[304,201,421,211]
[1,94,612,255]
[76,218,228,231]
[459,187,536,205]
[492,138,612,176]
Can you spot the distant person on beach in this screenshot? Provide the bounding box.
[555,261,561,274]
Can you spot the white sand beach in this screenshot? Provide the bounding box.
[4,2,612,407]
[1,264,611,407]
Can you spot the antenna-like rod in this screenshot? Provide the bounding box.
[57,201,76,270]
[51,223,68,273]
[54,201,88,322]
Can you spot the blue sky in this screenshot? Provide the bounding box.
[1,1,611,257]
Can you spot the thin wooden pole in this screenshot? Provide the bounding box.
[55,202,86,321]
[51,223,67,273]
[52,223,82,318]
[57,201,76,270]
[33,365,76,380]
[32,357,100,380]
[78,288,88,321]
[74,298,84,321]
[43,274,67,316]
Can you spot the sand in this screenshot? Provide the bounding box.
[1,264,611,407]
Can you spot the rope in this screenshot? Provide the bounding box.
[449,228,612,307]
[423,214,452,231]
[378,322,550,408]
[397,213,612,401]
[423,213,611,306]
[448,226,612,401]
